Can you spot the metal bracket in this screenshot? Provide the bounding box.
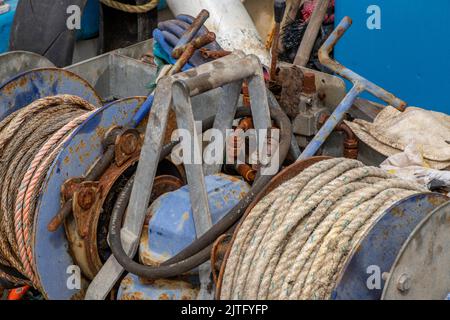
[85,52,271,300]
[71,182,101,239]
[298,16,407,160]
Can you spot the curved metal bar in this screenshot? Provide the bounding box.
[298,16,407,161]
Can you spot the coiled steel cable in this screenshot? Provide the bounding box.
[0,95,96,289]
[219,158,427,300]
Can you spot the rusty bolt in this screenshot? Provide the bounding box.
[77,189,96,210]
[303,72,317,94]
[120,133,139,155]
[397,273,411,293]
[236,164,257,182]
[237,117,254,131]
[199,48,232,60]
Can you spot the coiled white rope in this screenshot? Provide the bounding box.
[220,158,427,300]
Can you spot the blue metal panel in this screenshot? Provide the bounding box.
[0,0,18,53]
[335,0,450,114]
[0,68,102,121]
[33,97,146,300]
[118,174,250,300]
[140,174,250,264]
[332,193,449,300]
[118,276,199,300]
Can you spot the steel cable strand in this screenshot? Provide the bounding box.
[220,158,343,299]
[14,112,95,284]
[0,95,96,286]
[0,109,77,273]
[247,159,364,299]
[220,158,426,300]
[2,109,80,258]
[1,109,84,275]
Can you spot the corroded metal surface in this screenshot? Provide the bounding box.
[118,275,199,300]
[0,68,102,121]
[382,201,450,300]
[139,174,250,267]
[333,193,449,300]
[0,51,54,84]
[118,174,250,301]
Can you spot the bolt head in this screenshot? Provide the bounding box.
[120,133,139,155]
[397,273,411,293]
[78,189,96,210]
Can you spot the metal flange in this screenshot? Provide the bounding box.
[332,193,449,299]
[0,51,54,84]
[0,68,102,121]
[382,201,450,300]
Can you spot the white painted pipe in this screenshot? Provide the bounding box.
[166,0,271,67]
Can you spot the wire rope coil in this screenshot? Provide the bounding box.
[0,95,97,289]
[219,158,427,300]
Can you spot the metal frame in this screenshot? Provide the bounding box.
[298,16,407,160]
[86,52,272,300]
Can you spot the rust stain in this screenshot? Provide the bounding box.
[159,293,170,300]
[63,155,70,165]
[120,292,144,300]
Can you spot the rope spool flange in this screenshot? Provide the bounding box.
[0,68,102,122]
